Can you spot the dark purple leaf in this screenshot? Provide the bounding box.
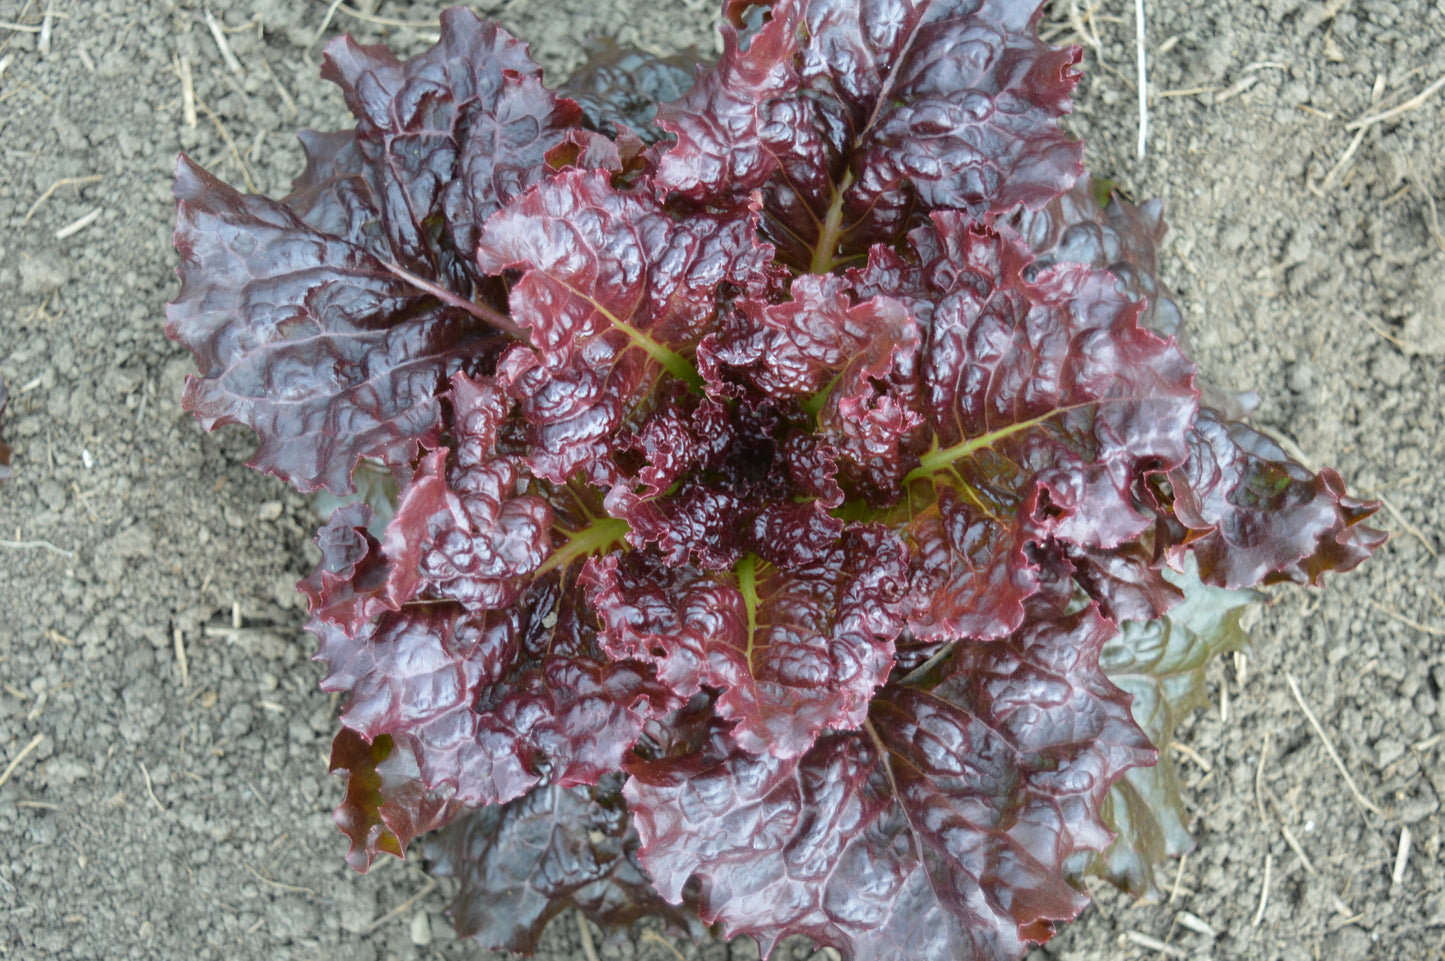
[1011,174,1181,342]
[625,577,1154,961]
[478,169,772,482]
[427,775,708,953]
[605,483,746,571]
[560,38,706,144]
[410,377,554,609]
[904,483,1041,641]
[855,216,1197,638]
[658,0,1083,268]
[542,126,629,175]
[314,569,675,835]
[1059,539,1184,626]
[654,3,798,203]
[1009,175,1259,418]
[298,501,396,635]
[443,75,589,264]
[588,525,906,759]
[1164,410,1387,588]
[320,9,582,289]
[282,129,385,255]
[167,155,500,493]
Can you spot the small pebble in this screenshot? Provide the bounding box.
[409,910,432,947]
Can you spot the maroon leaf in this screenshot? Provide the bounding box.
[658,0,1083,269]
[478,169,772,481]
[654,2,799,202]
[1165,410,1386,588]
[560,38,706,144]
[588,525,906,759]
[855,216,1197,639]
[298,501,396,635]
[904,483,1041,641]
[1009,175,1260,418]
[320,9,581,288]
[330,727,465,871]
[1011,174,1182,342]
[427,775,708,953]
[443,75,589,266]
[315,569,675,834]
[168,156,499,493]
[1060,539,1185,626]
[717,274,926,495]
[625,578,1154,961]
[405,379,553,611]
[299,373,552,622]
[282,129,384,255]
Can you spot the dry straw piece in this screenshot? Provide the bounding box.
[1285,673,1384,818]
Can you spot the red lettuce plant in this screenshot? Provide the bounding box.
[166,2,1383,958]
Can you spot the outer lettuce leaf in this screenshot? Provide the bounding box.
[426,775,708,953]
[1011,174,1182,342]
[309,554,676,857]
[298,502,396,635]
[1061,540,1185,626]
[1011,175,1263,419]
[1080,557,1257,898]
[298,373,551,625]
[283,129,384,257]
[330,728,465,871]
[658,0,1083,267]
[587,524,907,758]
[559,39,704,143]
[320,8,583,290]
[625,576,1154,961]
[168,156,498,494]
[1166,410,1386,588]
[854,217,1198,639]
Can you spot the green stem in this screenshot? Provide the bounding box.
[801,369,845,421]
[809,170,855,275]
[904,403,1096,485]
[536,516,631,575]
[736,553,761,662]
[548,274,705,392]
[610,316,705,393]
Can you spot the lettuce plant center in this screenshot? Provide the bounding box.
[165,2,1385,959]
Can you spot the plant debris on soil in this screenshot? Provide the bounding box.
[0,2,1442,960]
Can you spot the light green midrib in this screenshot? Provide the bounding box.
[536,516,631,575]
[736,553,760,664]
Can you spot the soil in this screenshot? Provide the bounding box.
[0,1,1442,960]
